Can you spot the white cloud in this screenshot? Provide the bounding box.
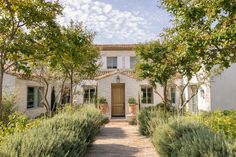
[103,4,112,14]
[57,0,156,43]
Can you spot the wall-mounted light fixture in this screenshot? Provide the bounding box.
[116,75,120,83]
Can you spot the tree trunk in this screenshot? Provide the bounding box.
[0,67,3,120]
[163,81,168,114]
[180,92,184,116]
[69,72,73,104]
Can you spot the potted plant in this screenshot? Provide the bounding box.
[128,97,137,115]
[98,97,108,114]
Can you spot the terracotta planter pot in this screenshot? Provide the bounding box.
[129,104,137,115]
[99,104,108,114]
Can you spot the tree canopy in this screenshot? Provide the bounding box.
[0,0,62,118]
[135,40,178,113]
[51,22,100,104]
[161,0,236,72]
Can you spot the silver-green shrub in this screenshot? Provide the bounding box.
[152,118,230,157]
[137,106,172,136]
[0,105,103,157]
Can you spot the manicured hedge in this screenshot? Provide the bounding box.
[0,105,104,157]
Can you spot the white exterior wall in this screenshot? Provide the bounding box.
[3,73,16,94]
[99,51,136,70]
[210,63,236,110]
[74,80,97,104]
[15,79,51,118]
[2,73,53,118]
[97,74,139,118]
[197,84,211,111]
[100,55,107,69]
[139,80,163,108]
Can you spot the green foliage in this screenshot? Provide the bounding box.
[98,97,107,104]
[1,93,16,122]
[0,105,103,157]
[135,41,178,112]
[128,97,137,105]
[156,102,176,113]
[137,106,170,136]
[101,116,109,125]
[135,41,177,86]
[128,116,137,125]
[0,0,62,118]
[0,112,42,143]
[161,0,236,72]
[50,22,99,103]
[152,118,230,157]
[194,110,236,138]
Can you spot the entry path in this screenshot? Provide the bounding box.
[85,122,159,157]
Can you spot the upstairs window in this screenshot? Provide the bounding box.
[130,56,137,69]
[107,57,117,69]
[141,86,153,104]
[27,87,44,109]
[83,86,96,104]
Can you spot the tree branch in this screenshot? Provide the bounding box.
[154,87,164,103]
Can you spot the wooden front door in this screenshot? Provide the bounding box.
[111,83,125,117]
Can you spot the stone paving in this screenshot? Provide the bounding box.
[85,122,159,157]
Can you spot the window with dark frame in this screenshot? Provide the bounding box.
[107,57,117,69]
[27,87,44,109]
[83,86,96,104]
[141,86,153,104]
[170,87,176,104]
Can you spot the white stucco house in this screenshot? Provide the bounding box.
[2,44,236,118]
[3,73,52,118]
[73,44,236,119]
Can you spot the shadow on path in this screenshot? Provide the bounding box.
[97,127,127,139]
[85,144,140,157]
[85,122,159,157]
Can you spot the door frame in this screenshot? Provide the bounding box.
[111,83,125,117]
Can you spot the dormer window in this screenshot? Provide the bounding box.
[107,57,117,69]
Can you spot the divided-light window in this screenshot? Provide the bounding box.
[107,57,117,69]
[141,86,153,104]
[83,86,96,104]
[27,86,44,109]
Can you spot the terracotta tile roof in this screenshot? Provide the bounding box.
[94,70,139,80]
[95,44,137,51]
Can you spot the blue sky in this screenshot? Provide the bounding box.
[57,0,172,44]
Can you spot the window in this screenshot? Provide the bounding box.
[107,57,117,69]
[27,87,44,109]
[130,56,137,69]
[141,87,153,104]
[170,87,176,104]
[83,86,96,104]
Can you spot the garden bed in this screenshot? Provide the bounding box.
[0,105,105,157]
[137,107,236,157]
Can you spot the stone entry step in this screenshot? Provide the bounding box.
[110,117,127,122]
